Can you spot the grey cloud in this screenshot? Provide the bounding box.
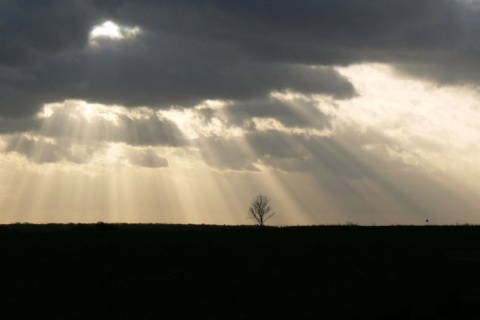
[396,59,480,86]
[98,0,480,93]
[1,0,359,117]
[196,137,260,171]
[4,134,169,168]
[246,131,311,162]
[34,104,186,147]
[4,135,90,164]
[0,0,98,67]
[196,130,379,177]
[194,124,426,202]
[2,0,480,118]
[0,116,40,134]
[114,114,186,147]
[223,97,331,129]
[198,131,360,174]
[0,40,355,117]
[104,0,479,66]
[128,149,168,168]
[196,131,324,173]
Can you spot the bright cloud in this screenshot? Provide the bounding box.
[89,20,141,45]
[333,64,480,177]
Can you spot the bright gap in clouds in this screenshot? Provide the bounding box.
[334,64,480,178]
[89,21,141,44]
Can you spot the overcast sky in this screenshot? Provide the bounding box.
[1,0,480,225]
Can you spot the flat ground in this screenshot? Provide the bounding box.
[1,224,479,319]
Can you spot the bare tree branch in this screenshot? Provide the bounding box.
[248,194,275,226]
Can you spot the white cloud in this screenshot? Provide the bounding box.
[160,101,244,139]
[333,64,480,177]
[89,20,142,45]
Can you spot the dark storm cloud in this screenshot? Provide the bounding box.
[1,0,479,118]
[0,0,98,67]
[0,38,355,116]
[0,0,99,116]
[102,0,479,68]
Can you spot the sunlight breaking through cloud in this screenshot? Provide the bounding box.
[334,64,480,179]
[89,20,142,45]
[1,64,480,225]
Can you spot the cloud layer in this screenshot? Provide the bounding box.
[2,0,480,117]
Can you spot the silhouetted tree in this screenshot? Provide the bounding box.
[248,194,275,226]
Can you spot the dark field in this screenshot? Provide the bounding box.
[1,224,480,319]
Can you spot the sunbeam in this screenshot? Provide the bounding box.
[1,61,480,225]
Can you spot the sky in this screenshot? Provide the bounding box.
[1,0,480,225]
